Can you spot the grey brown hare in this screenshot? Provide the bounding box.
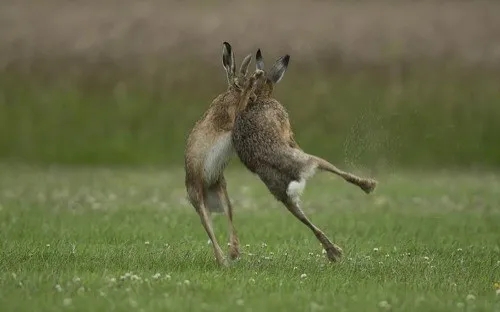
[233,49,377,263]
[184,42,264,266]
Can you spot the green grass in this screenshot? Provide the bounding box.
[1,164,500,311]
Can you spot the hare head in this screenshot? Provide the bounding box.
[222,42,253,92]
[253,49,290,98]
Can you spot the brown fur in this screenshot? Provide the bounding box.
[184,42,263,266]
[232,50,378,263]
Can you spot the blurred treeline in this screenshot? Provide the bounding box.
[1,0,499,170]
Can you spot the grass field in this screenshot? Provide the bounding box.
[1,164,499,311]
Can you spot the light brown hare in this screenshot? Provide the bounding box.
[232,49,378,262]
[184,42,264,266]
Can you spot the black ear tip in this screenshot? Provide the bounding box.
[283,55,290,65]
[223,42,232,51]
[256,49,262,58]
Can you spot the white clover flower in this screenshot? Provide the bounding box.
[131,275,140,281]
[63,298,72,306]
[378,301,391,309]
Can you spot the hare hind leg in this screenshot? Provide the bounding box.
[198,203,228,266]
[213,178,240,260]
[258,168,342,261]
[308,155,377,194]
[284,200,343,262]
[189,184,228,266]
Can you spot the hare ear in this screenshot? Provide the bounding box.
[239,53,252,76]
[255,49,265,70]
[268,55,290,84]
[222,42,236,82]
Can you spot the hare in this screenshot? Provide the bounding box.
[232,49,378,262]
[184,42,264,266]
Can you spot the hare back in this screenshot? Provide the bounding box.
[233,98,317,204]
[232,99,298,172]
[233,100,289,161]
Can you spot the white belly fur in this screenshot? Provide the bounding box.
[203,132,234,185]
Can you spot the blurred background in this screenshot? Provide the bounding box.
[1,0,499,172]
